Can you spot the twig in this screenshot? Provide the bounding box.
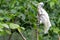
[58,35,60,40]
[17,28,26,40]
[19,31,26,40]
[35,28,39,40]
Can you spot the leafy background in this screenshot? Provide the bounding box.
[0,0,60,40]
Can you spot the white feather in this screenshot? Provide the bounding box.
[37,2,51,34]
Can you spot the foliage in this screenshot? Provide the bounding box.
[0,0,60,40]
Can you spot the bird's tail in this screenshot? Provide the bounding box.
[44,21,51,34]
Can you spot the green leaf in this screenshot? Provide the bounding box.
[0,28,3,31]
[9,23,20,29]
[0,23,4,28]
[0,17,4,21]
[53,27,60,34]
[6,30,11,34]
[2,24,9,28]
[50,2,55,8]
[20,27,25,30]
[0,30,7,36]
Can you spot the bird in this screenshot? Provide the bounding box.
[37,2,51,34]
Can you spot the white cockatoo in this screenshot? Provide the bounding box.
[37,2,51,34]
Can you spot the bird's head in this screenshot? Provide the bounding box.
[38,2,44,7]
